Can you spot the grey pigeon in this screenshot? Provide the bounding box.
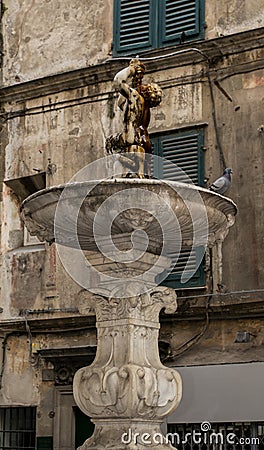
[209,168,232,194]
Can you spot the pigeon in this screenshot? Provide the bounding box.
[209,168,232,195]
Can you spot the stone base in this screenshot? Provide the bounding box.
[74,288,181,449]
[78,420,175,449]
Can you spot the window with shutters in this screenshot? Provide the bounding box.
[113,0,205,55]
[0,407,36,450]
[152,128,206,289]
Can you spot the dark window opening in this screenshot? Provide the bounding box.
[0,407,36,450]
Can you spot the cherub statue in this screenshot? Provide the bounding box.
[106,59,162,177]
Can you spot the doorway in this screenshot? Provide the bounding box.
[74,407,94,449]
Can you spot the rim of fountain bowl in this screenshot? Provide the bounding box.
[20,177,237,218]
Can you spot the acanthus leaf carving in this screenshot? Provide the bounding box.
[74,363,181,420]
[77,284,177,323]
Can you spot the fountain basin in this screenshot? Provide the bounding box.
[21,177,237,295]
[21,178,237,250]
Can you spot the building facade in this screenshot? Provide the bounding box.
[0,0,264,449]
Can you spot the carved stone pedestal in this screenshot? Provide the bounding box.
[73,286,182,449]
[81,420,174,449]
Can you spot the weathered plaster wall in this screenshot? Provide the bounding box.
[148,65,203,131]
[203,66,264,291]
[4,88,109,183]
[161,316,264,366]
[36,380,54,437]
[2,0,113,85]
[0,335,40,405]
[2,0,264,87]
[3,65,203,184]
[206,0,264,39]
[0,329,96,409]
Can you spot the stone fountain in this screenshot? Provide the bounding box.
[20,59,237,449]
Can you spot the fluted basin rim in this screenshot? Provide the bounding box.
[21,177,237,217]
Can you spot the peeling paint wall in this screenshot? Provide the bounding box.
[206,0,264,38]
[2,0,113,85]
[160,315,264,367]
[4,89,108,183]
[204,68,264,290]
[0,335,39,405]
[0,329,96,415]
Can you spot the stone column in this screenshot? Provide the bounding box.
[73,286,182,449]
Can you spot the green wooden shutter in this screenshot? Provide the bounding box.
[160,0,204,45]
[152,129,205,289]
[152,129,204,186]
[113,0,155,55]
[161,246,206,289]
[113,0,204,55]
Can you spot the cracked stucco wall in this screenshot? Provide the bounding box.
[2,0,113,85]
[206,0,264,38]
